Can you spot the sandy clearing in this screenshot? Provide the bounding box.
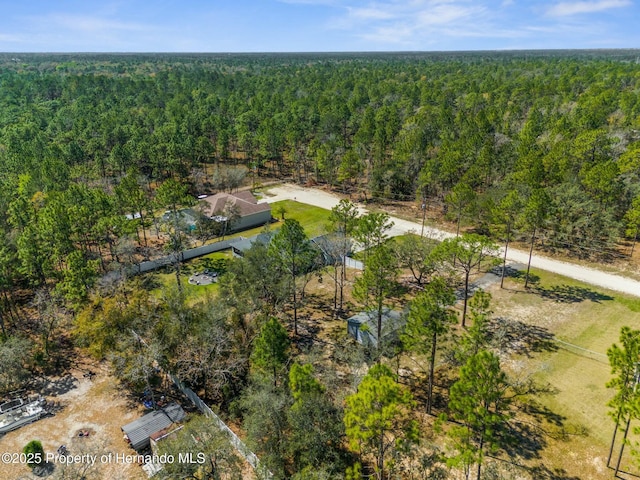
[0,367,146,480]
[262,183,640,298]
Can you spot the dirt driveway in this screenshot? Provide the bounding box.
[0,364,146,480]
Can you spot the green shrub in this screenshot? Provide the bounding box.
[23,440,44,468]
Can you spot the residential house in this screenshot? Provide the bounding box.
[199,191,272,232]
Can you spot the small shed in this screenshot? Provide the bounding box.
[122,403,186,451]
[347,308,405,348]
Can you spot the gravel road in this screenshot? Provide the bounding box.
[262,184,640,298]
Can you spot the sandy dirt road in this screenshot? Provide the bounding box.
[262,184,640,298]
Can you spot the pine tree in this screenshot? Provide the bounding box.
[447,351,511,480]
[344,364,419,480]
[251,317,290,387]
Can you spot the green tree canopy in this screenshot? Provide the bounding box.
[606,326,640,471]
[447,350,512,480]
[401,277,456,414]
[344,363,419,480]
[157,415,243,480]
[431,233,498,326]
[269,219,317,335]
[251,317,290,387]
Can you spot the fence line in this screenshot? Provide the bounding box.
[554,338,609,363]
[168,373,273,479]
[131,239,233,274]
[343,256,364,270]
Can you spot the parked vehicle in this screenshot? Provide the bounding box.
[0,397,46,434]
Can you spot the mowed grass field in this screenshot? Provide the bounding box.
[491,269,640,478]
[149,250,230,302]
[267,199,333,237]
[213,199,331,241]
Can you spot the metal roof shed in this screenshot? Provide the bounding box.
[347,308,405,348]
[122,403,186,451]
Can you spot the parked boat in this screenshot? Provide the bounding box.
[0,398,24,414]
[0,397,46,434]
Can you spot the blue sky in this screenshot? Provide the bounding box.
[0,0,637,52]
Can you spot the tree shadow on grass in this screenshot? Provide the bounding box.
[501,266,541,286]
[501,391,590,476]
[489,317,558,357]
[533,284,614,304]
[499,397,566,462]
[501,400,587,474]
[139,272,162,291]
[295,320,321,350]
[520,401,565,428]
[503,420,547,461]
[526,464,581,480]
[183,257,228,276]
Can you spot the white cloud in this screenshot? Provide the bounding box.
[348,7,398,20]
[546,0,631,16]
[7,10,166,51]
[415,3,479,26]
[0,33,23,43]
[44,14,154,34]
[333,1,500,46]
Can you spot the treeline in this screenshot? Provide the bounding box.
[1,51,639,343]
[1,50,640,386]
[1,52,639,262]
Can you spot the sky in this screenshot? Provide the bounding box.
[0,0,638,52]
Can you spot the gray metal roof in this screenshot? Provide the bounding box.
[347,308,404,327]
[229,231,275,254]
[122,403,186,451]
[347,308,405,347]
[229,236,254,253]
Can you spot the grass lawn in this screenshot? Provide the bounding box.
[149,250,231,303]
[204,200,331,245]
[268,200,331,237]
[144,200,330,302]
[488,269,640,478]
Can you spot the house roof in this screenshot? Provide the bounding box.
[200,191,270,218]
[122,403,186,451]
[161,209,197,227]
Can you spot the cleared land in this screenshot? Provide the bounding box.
[293,263,640,479]
[0,363,147,480]
[484,269,640,479]
[141,195,640,479]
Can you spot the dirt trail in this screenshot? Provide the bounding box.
[263,184,640,298]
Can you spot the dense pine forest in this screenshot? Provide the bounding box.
[2,51,640,480]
